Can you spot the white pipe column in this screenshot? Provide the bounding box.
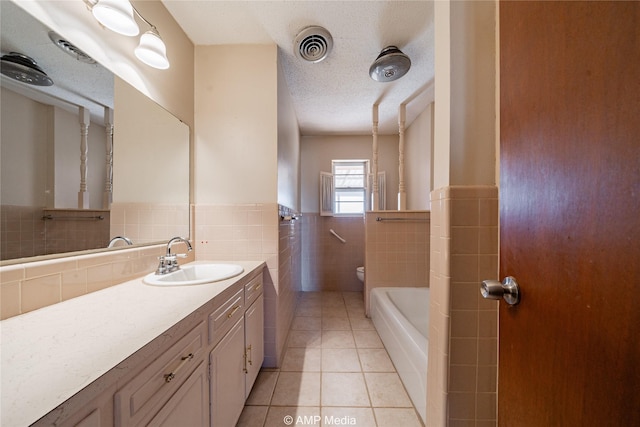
[103,107,114,209]
[398,103,407,210]
[371,104,379,210]
[78,106,90,209]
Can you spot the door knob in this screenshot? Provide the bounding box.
[481,276,520,305]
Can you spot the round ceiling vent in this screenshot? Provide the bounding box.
[294,26,333,63]
[48,31,96,64]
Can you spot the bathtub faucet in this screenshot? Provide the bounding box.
[156,237,193,275]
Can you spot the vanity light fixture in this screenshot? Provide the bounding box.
[84,0,170,69]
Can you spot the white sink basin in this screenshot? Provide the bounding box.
[143,263,244,286]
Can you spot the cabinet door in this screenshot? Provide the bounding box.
[244,294,264,397]
[148,361,208,427]
[210,318,245,427]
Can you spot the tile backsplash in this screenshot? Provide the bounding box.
[0,244,169,319]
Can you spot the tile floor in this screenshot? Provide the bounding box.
[237,291,424,427]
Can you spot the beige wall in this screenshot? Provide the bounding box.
[113,77,189,204]
[194,44,278,205]
[1,87,51,207]
[405,103,434,210]
[193,46,300,367]
[0,88,106,209]
[277,56,301,211]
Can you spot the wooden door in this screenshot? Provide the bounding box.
[499,1,640,425]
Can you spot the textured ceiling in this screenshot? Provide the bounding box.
[161,1,435,136]
[1,1,435,136]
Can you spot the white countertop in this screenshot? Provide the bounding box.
[0,260,265,427]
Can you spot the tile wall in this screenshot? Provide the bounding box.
[193,203,300,367]
[427,186,499,426]
[110,203,189,245]
[0,206,110,261]
[364,210,430,315]
[0,244,167,319]
[301,214,364,292]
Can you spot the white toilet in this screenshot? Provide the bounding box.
[356,266,365,283]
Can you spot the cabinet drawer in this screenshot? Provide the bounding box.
[114,322,205,427]
[244,273,263,308]
[209,287,244,346]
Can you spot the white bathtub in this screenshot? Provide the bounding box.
[370,287,428,423]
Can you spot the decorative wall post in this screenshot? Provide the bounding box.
[103,107,114,209]
[78,106,90,209]
[371,104,380,210]
[398,103,407,210]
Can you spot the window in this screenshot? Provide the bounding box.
[319,160,385,216]
[333,160,368,215]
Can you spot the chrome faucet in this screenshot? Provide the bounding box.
[156,237,193,275]
[107,236,133,248]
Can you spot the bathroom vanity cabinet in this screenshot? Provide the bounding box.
[12,262,265,427]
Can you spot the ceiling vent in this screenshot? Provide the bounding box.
[294,26,333,63]
[48,31,96,64]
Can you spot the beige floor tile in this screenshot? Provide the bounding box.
[287,330,322,348]
[373,408,424,427]
[281,347,321,372]
[264,406,320,427]
[321,407,376,427]
[349,316,375,330]
[291,316,322,330]
[321,373,370,407]
[271,372,321,406]
[322,316,352,330]
[357,349,395,372]
[237,405,268,426]
[346,305,366,319]
[321,330,356,348]
[322,292,344,303]
[322,348,362,372]
[296,303,322,317]
[246,370,279,405]
[364,372,413,407]
[353,330,384,348]
[322,304,349,318]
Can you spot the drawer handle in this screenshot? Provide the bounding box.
[227,305,241,319]
[247,344,253,366]
[164,353,194,383]
[254,284,262,291]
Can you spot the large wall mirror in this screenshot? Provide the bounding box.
[0,1,190,264]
